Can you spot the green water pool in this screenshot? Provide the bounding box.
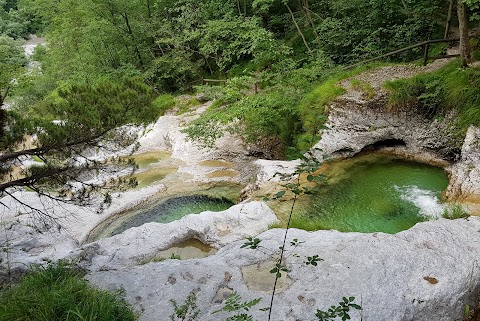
[100,195,234,238]
[291,154,449,234]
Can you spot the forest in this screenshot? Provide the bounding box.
[0,0,480,231]
[1,0,479,194]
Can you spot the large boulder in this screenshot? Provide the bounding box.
[313,95,458,162]
[311,64,462,163]
[86,217,480,321]
[446,126,480,204]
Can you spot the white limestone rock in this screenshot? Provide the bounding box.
[446,126,480,202]
[0,221,78,269]
[136,106,251,183]
[254,159,301,184]
[86,217,480,321]
[0,103,256,276]
[0,183,168,275]
[313,96,458,162]
[75,201,278,271]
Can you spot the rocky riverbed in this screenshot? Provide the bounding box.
[2,61,480,321]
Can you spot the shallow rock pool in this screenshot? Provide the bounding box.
[89,195,234,240]
[289,154,449,233]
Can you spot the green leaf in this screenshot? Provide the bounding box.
[241,237,261,249]
[274,190,286,199]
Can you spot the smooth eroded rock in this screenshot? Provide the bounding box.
[86,217,480,321]
[75,201,278,271]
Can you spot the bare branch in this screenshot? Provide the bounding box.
[3,190,61,229]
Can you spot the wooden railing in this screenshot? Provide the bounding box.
[201,79,227,84]
[345,38,460,70]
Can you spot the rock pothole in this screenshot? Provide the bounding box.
[241,260,293,293]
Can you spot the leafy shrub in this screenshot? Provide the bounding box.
[187,62,392,156]
[170,292,199,321]
[185,83,300,151]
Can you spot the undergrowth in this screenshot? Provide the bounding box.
[153,94,176,116]
[185,62,393,158]
[350,79,375,100]
[0,262,135,321]
[385,60,480,137]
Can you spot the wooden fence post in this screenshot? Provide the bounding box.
[423,43,430,66]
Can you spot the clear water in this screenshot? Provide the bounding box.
[291,155,449,234]
[108,195,234,237]
[154,239,217,260]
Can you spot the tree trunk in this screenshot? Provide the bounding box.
[0,108,5,139]
[106,7,132,60]
[0,85,10,108]
[285,3,311,52]
[146,0,152,18]
[0,91,5,138]
[457,0,471,67]
[444,0,454,39]
[122,12,146,70]
[300,0,320,43]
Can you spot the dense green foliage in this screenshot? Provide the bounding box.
[2,78,159,150]
[0,34,26,104]
[0,0,43,39]
[20,0,450,88]
[2,0,475,158]
[1,0,479,194]
[0,77,160,218]
[0,263,135,321]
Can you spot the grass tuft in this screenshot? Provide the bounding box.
[442,204,469,220]
[153,94,175,115]
[385,60,480,137]
[350,79,375,99]
[0,262,135,321]
[296,62,392,152]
